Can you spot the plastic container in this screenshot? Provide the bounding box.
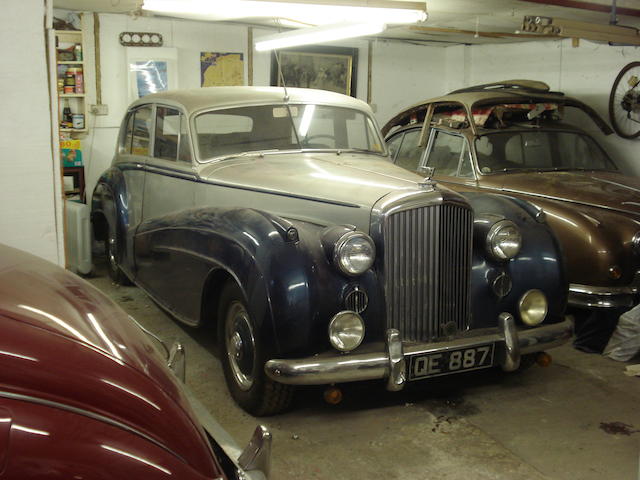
[72,114,85,130]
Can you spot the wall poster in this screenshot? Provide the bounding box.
[200,52,244,87]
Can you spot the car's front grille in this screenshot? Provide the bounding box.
[382,203,473,342]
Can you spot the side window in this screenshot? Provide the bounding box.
[457,141,474,178]
[121,112,135,154]
[131,106,152,156]
[394,129,423,171]
[386,133,403,161]
[178,113,192,163]
[154,107,180,161]
[426,130,465,177]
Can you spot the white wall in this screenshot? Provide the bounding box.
[79,15,640,197]
[445,40,640,175]
[370,39,446,127]
[82,16,446,195]
[0,0,62,264]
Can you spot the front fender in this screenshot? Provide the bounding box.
[134,207,373,356]
[463,192,568,328]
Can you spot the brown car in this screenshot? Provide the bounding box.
[383,80,640,310]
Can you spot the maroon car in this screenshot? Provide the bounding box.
[0,244,270,479]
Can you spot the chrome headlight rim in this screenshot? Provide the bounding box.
[333,231,376,276]
[486,219,522,261]
[632,231,640,255]
[328,311,365,352]
[518,289,548,326]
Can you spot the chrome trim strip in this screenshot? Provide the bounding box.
[130,317,170,359]
[478,185,640,219]
[0,390,185,463]
[570,283,639,296]
[197,178,362,209]
[264,317,573,386]
[145,164,198,182]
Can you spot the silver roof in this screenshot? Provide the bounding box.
[129,86,372,116]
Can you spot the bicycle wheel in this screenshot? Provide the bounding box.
[609,61,640,139]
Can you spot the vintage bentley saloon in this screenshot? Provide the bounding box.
[92,86,572,416]
[383,80,640,311]
[0,243,270,479]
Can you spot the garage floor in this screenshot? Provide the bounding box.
[87,262,640,480]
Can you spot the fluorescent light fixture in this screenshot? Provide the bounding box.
[255,22,385,51]
[143,0,427,26]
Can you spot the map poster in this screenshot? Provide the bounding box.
[200,52,244,87]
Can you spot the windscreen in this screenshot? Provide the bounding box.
[195,103,384,160]
[475,130,618,174]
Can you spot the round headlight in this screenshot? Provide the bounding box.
[519,289,548,326]
[487,220,522,260]
[328,311,365,352]
[334,232,375,276]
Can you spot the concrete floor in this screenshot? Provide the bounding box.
[88,263,640,480]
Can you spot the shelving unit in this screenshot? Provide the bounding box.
[55,26,87,202]
[55,29,87,134]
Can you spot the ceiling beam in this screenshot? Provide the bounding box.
[520,0,640,18]
[409,25,559,39]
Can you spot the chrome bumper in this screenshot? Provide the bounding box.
[264,314,573,389]
[569,283,638,309]
[167,341,271,480]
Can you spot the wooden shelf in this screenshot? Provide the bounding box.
[56,23,86,137]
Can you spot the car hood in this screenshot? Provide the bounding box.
[491,171,640,217]
[198,151,428,208]
[0,245,218,476]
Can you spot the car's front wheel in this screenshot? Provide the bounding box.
[218,281,294,416]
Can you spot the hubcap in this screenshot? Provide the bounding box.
[225,301,256,391]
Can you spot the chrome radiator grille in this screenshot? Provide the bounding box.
[382,203,473,342]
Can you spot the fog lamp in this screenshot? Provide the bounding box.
[328,311,364,352]
[518,289,548,326]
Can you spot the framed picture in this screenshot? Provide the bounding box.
[126,47,178,103]
[270,46,357,97]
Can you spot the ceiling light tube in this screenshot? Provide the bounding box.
[143,0,426,25]
[255,22,386,51]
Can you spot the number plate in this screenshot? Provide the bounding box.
[408,343,495,381]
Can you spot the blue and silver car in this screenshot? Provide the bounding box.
[92,86,572,416]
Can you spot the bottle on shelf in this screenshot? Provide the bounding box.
[62,99,73,129]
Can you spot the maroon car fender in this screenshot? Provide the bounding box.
[0,397,215,479]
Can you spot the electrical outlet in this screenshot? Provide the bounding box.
[90,104,109,115]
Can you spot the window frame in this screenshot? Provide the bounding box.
[423,128,477,181]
